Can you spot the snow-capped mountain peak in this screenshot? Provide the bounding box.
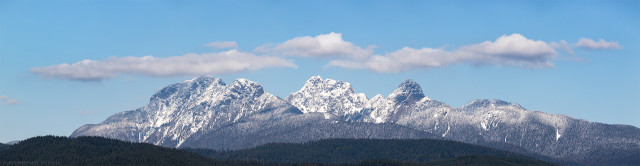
[388,79,430,104]
[149,76,225,102]
[225,78,265,99]
[72,76,299,148]
[286,76,368,116]
[298,75,357,95]
[306,75,323,83]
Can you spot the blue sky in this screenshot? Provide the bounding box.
[1,0,638,142]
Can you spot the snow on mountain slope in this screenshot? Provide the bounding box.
[72,75,640,165]
[180,112,436,150]
[286,76,640,164]
[286,77,434,123]
[71,76,301,147]
[285,76,574,142]
[286,76,368,117]
[71,76,436,150]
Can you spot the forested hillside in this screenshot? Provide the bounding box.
[187,138,554,165]
[0,136,554,165]
[0,136,233,165]
[0,143,8,151]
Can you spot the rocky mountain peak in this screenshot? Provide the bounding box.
[300,76,354,93]
[286,76,367,115]
[149,76,225,101]
[225,79,265,99]
[388,79,429,104]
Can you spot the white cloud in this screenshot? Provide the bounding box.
[330,47,455,73]
[575,38,622,50]
[204,41,238,49]
[458,34,557,67]
[256,32,374,59]
[0,96,19,105]
[31,33,623,79]
[30,49,297,81]
[329,34,558,72]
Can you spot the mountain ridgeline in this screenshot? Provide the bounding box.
[71,75,640,165]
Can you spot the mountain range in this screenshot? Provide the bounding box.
[71,76,640,165]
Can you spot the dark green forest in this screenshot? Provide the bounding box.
[187,138,553,165]
[0,136,241,165]
[0,136,554,166]
[0,143,8,151]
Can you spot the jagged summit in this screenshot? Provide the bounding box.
[307,75,323,82]
[299,75,356,94]
[227,78,265,98]
[286,76,368,115]
[287,77,437,122]
[149,76,225,102]
[388,79,429,104]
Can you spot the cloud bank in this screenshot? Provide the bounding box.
[30,50,296,81]
[31,32,621,81]
[329,34,558,72]
[274,33,616,73]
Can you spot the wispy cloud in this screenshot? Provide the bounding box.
[550,40,574,55]
[0,95,19,105]
[255,32,374,59]
[204,41,238,49]
[31,50,296,81]
[575,38,622,50]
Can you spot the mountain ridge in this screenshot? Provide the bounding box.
[71,75,640,165]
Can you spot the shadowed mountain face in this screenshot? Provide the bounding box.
[72,76,640,165]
